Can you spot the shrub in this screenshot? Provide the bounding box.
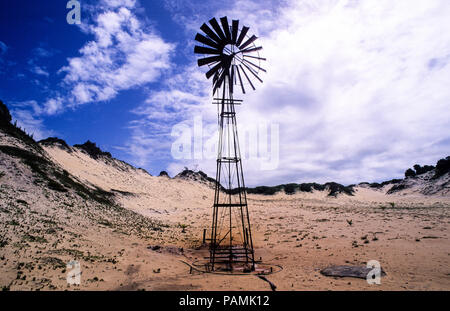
[413,164,434,175]
[405,168,416,178]
[434,156,450,178]
[73,141,111,159]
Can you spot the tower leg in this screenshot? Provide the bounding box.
[208,82,255,271]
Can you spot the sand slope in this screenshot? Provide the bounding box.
[42,143,450,290]
[1,130,449,290]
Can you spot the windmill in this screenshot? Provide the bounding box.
[194,17,266,271]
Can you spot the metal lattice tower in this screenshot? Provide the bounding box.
[194,16,266,271]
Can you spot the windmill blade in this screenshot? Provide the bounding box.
[236,26,249,47]
[241,46,263,54]
[198,55,221,67]
[239,64,255,90]
[209,17,226,41]
[200,23,221,43]
[194,45,221,55]
[206,62,222,79]
[242,62,263,83]
[220,17,231,42]
[213,69,227,94]
[195,33,219,49]
[231,20,239,44]
[239,35,258,50]
[243,54,266,61]
[235,65,246,94]
[243,58,266,72]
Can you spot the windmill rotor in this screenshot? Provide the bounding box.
[194,16,265,95]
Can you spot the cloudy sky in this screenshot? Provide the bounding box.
[0,0,449,186]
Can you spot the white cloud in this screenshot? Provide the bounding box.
[130,0,450,186]
[33,47,56,58]
[101,0,136,9]
[27,0,175,116]
[31,66,49,77]
[10,109,54,141]
[122,66,212,169]
[58,4,175,109]
[11,0,175,144]
[43,98,63,115]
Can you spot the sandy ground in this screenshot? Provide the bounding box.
[1,141,449,290]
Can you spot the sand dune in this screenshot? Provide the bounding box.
[1,126,449,290]
[42,143,450,290]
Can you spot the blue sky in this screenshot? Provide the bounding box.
[1,0,449,186]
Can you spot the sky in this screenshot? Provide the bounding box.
[0,0,449,186]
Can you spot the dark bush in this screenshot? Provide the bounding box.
[405,168,416,178]
[434,156,450,179]
[413,164,435,175]
[386,184,407,194]
[158,171,169,177]
[324,182,354,196]
[283,183,298,195]
[247,186,283,195]
[38,137,71,150]
[73,141,111,159]
[298,183,325,192]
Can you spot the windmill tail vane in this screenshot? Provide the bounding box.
[194,16,266,272]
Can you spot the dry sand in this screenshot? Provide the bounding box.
[1,140,449,290]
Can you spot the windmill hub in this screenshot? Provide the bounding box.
[222,44,236,56]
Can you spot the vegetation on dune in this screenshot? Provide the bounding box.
[0,100,41,151]
[73,140,112,159]
[177,168,355,196]
[0,145,114,205]
[434,156,450,179]
[405,168,416,178]
[244,182,355,197]
[370,179,403,188]
[403,158,449,179]
[38,137,71,151]
[158,171,169,177]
